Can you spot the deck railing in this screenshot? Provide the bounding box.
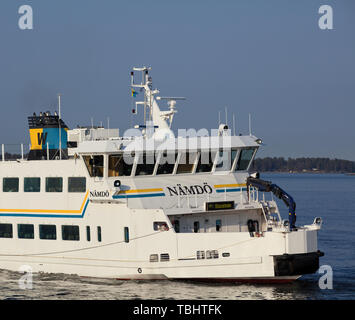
[0,144,30,162]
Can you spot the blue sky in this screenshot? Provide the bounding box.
[0,0,354,160]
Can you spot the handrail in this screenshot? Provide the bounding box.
[0,143,29,162]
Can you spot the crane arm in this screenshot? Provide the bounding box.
[246,177,297,230]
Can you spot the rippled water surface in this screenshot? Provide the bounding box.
[0,173,354,300]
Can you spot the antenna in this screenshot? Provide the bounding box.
[131,67,152,127]
[233,114,236,136]
[218,111,221,126]
[130,66,184,131]
[107,117,110,139]
[58,94,62,160]
[155,97,186,128]
[225,107,228,126]
[249,113,252,136]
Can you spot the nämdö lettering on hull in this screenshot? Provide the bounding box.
[167,183,213,197]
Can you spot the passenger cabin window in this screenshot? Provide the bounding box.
[236,148,255,171]
[0,223,13,238]
[176,152,197,174]
[83,155,104,177]
[124,227,129,243]
[3,178,19,192]
[97,226,102,242]
[193,221,200,233]
[196,152,216,173]
[86,226,91,241]
[153,222,169,231]
[135,153,155,176]
[215,150,238,172]
[46,177,63,192]
[108,154,133,177]
[18,224,34,239]
[156,152,177,175]
[24,177,40,192]
[62,225,80,241]
[68,177,86,193]
[39,225,56,240]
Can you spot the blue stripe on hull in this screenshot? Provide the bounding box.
[112,193,165,199]
[216,188,247,193]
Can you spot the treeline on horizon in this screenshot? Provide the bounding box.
[252,157,355,173]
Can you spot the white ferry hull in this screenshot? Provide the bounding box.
[0,214,321,283]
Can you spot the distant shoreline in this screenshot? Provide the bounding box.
[259,171,353,175]
[252,157,355,175]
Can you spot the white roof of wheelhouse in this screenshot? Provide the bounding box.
[73,134,261,154]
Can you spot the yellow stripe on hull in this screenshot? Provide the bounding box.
[118,188,164,194]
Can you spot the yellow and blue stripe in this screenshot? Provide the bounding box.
[0,191,90,218]
[113,188,165,199]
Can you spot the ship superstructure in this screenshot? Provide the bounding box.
[0,67,323,282]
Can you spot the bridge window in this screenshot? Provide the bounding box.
[196,152,216,173]
[215,150,238,171]
[235,148,255,171]
[39,225,56,240]
[46,177,63,192]
[135,153,155,176]
[18,224,34,239]
[108,154,133,177]
[3,178,19,192]
[62,225,80,241]
[83,155,104,177]
[156,152,177,175]
[24,177,40,192]
[0,223,13,238]
[68,177,86,193]
[176,152,197,174]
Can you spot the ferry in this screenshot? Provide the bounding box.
[0,67,323,283]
